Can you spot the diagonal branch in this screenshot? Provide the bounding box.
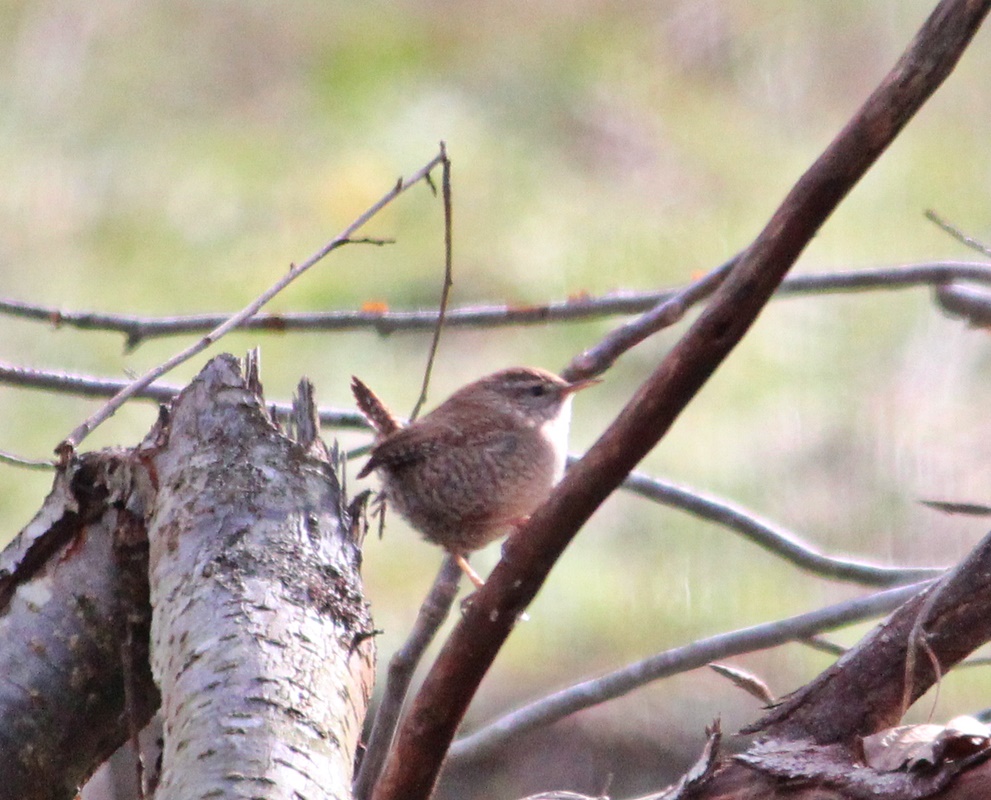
[0,365,940,587]
[447,580,929,763]
[925,208,991,257]
[744,528,991,744]
[565,255,738,381]
[370,3,991,798]
[55,148,447,456]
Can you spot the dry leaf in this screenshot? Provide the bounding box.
[708,662,774,705]
[862,718,991,772]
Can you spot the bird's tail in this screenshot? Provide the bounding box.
[351,376,402,436]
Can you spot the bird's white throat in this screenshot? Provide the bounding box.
[540,396,574,485]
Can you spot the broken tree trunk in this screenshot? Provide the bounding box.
[0,354,375,800]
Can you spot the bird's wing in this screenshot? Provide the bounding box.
[357,425,444,478]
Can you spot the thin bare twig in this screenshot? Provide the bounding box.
[0,360,939,594]
[0,362,953,594]
[447,581,929,763]
[0,449,55,470]
[4,357,932,587]
[6,261,991,347]
[564,254,738,381]
[353,556,462,800]
[801,635,847,657]
[54,149,447,458]
[620,469,942,587]
[925,209,991,258]
[409,143,454,422]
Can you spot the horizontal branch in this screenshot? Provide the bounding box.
[0,362,368,429]
[0,362,955,587]
[620,470,942,587]
[447,581,929,763]
[0,365,948,589]
[2,262,988,347]
[0,364,941,586]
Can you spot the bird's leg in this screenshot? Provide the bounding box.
[454,553,485,588]
[456,548,532,623]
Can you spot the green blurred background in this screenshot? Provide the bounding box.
[1,2,990,797]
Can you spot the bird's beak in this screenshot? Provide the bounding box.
[563,377,602,396]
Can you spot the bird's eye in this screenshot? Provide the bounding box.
[528,384,547,397]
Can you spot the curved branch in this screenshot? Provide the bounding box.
[0,368,939,586]
[934,281,991,326]
[371,4,991,798]
[620,470,942,587]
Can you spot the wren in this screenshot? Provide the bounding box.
[351,367,598,585]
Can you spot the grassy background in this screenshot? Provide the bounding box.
[1,2,991,797]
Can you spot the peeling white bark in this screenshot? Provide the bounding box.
[0,354,373,800]
[148,355,374,800]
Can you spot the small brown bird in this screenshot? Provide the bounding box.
[352,367,598,585]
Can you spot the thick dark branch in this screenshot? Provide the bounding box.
[0,451,157,799]
[371,4,990,798]
[746,527,991,744]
